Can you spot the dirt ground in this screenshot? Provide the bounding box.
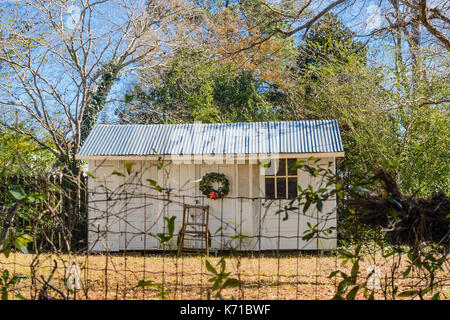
[0,251,448,300]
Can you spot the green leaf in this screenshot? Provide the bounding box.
[402,266,411,278]
[124,161,135,175]
[346,285,359,300]
[137,280,154,287]
[111,170,125,177]
[352,185,370,194]
[262,160,271,168]
[337,278,352,295]
[157,157,163,170]
[338,248,354,259]
[85,171,98,179]
[8,190,25,201]
[14,241,28,254]
[219,258,226,274]
[332,293,344,300]
[156,284,167,299]
[432,292,440,300]
[20,234,33,243]
[398,290,418,297]
[16,291,28,300]
[316,199,323,212]
[9,274,26,285]
[165,216,176,236]
[212,279,221,291]
[3,246,10,258]
[146,179,158,186]
[222,278,241,289]
[328,270,339,278]
[124,94,133,103]
[156,233,171,244]
[303,199,311,213]
[231,235,247,240]
[205,260,217,275]
[1,288,7,300]
[302,230,315,241]
[351,260,359,279]
[382,250,396,258]
[420,286,433,298]
[214,227,223,235]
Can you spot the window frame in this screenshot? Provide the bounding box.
[264,158,298,200]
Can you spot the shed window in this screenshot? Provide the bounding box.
[265,159,298,199]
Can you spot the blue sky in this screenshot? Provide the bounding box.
[0,0,445,127]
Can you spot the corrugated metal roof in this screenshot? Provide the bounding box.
[77,120,344,157]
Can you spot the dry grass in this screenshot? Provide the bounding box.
[1,251,448,300]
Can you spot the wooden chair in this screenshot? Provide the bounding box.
[177,204,210,256]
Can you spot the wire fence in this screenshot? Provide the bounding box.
[0,169,449,300]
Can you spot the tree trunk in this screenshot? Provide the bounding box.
[409,0,422,94]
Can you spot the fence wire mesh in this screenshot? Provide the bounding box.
[0,162,449,300]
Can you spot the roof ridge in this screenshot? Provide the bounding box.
[93,120,337,127]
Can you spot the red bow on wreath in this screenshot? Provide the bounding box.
[200,172,230,200]
[208,191,219,200]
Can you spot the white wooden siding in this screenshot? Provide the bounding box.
[87,157,337,251]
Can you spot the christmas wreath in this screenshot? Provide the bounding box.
[199,172,230,200]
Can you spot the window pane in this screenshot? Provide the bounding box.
[277,178,286,199]
[264,160,274,177]
[277,159,286,176]
[288,159,298,175]
[265,178,275,199]
[288,178,298,199]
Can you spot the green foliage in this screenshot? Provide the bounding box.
[396,104,450,195]
[2,189,40,258]
[205,257,242,299]
[116,48,279,124]
[0,125,56,248]
[0,269,27,300]
[275,158,448,300]
[156,216,176,244]
[399,246,446,300]
[275,158,339,240]
[136,279,168,299]
[81,61,120,143]
[289,12,449,198]
[8,188,44,204]
[111,170,125,177]
[297,12,366,75]
[331,243,364,300]
[1,182,43,258]
[116,5,448,201]
[292,48,449,197]
[3,229,33,258]
[0,127,55,174]
[330,240,447,300]
[123,161,136,175]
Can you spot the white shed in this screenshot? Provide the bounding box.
[76,120,344,252]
